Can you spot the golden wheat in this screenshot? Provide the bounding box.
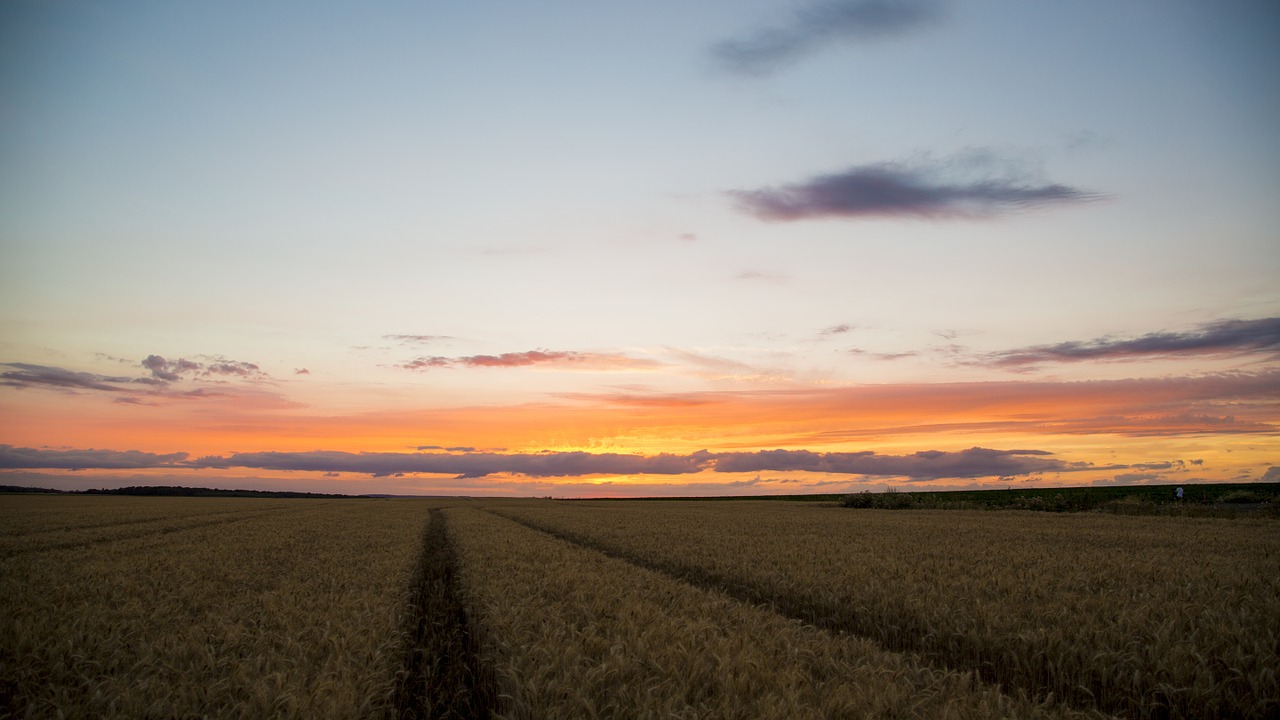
[491,499,1279,719]
[1,495,433,718]
[447,504,1109,720]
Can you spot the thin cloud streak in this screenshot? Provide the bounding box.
[384,334,456,345]
[732,162,1101,221]
[712,0,943,76]
[986,317,1280,367]
[400,350,661,372]
[1,363,134,393]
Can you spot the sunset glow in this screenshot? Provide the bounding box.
[2,1,1277,496]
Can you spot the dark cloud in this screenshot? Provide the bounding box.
[731,162,1100,221]
[1110,473,1162,484]
[142,355,202,382]
[712,0,943,76]
[204,359,263,378]
[190,450,714,479]
[3,356,273,402]
[400,350,659,372]
[182,446,1082,481]
[0,445,188,470]
[141,354,267,382]
[987,317,1280,367]
[711,446,1076,480]
[821,324,855,335]
[0,363,133,393]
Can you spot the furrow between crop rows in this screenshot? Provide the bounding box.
[389,508,497,719]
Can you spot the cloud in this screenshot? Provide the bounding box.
[731,160,1101,221]
[177,445,1089,481]
[384,334,455,345]
[2,356,278,404]
[203,358,264,378]
[0,445,188,470]
[142,355,202,382]
[712,0,943,76]
[1106,472,1163,485]
[561,370,1279,443]
[400,350,660,372]
[190,449,714,479]
[820,324,856,336]
[1263,466,1280,483]
[711,446,1077,480]
[1,363,134,393]
[987,317,1280,367]
[141,354,268,382]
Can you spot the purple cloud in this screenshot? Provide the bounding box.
[988,317,1280,367]
[400,350,659,372]
[712,447,1076,480]
[142,355,202,382]
[713,0,943,76]
[0,445,188,470]
[732,162,1100,221]
[190,450,714,479]
[1,363,133,393]
[182,446,1087,481]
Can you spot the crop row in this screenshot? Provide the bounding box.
[446,505,1106,719]
[491,500,1280,720]
[0,495,307,558]
[1,496,432,718]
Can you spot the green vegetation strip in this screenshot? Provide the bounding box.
[389,508,497,719]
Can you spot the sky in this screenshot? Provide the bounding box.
[1,0,1278,497]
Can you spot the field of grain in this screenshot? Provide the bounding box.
[491,500,1280,719]
[1,495,432,718]
[2,493,1276,719]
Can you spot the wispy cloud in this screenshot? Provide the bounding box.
[2,354,273,402]
[384,334,456,345]
[561,370,1280,442]
[731,156,1101,221]
[820,324,856,336]
[735,270,789,283]
[712,0,943,77]
[986,317,1280,367]
[1,363,134,393]
[143,354,267,382]
[399,350,660,372]
[0,445,188,470]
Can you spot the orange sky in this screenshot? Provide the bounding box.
[3,360,1276,496]
[2,3,1278,497]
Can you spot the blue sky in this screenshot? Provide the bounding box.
[2,1,1277,495]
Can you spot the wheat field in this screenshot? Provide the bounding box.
[2,494,1275,719]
